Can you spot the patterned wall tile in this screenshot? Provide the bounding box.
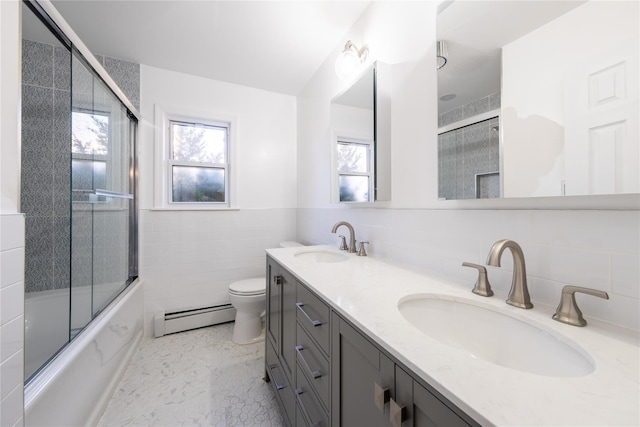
[22,39,53,88]
[103,56,140,110]
[53,46,71,91]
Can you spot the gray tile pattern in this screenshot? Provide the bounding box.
[22,39,140,294]
[438,117,500,200]
[438,92,501,200]
[103,56,140,110]
[22,39,53,88]
[98,323,284,427]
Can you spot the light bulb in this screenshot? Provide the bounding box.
[335,49,361,81]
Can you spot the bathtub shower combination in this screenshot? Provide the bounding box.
[21,1,142,425]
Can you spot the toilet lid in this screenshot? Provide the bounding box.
[229,277,265,296]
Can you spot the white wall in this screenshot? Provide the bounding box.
[296,2,639,331]
[0,1,25,426]
[139,65,298,336]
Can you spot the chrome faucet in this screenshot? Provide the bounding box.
[486,239,533,309]
[331,221,356,253]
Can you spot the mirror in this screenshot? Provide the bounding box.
[437,1,638,200]
[331,61,391,203]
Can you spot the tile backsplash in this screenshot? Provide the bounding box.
[297,207,639,331]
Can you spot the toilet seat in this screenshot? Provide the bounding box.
[229,277,265,296]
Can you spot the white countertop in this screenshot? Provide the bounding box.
[266,245,640,427]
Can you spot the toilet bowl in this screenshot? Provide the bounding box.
[228,278,266,344]
[228,241,303,344]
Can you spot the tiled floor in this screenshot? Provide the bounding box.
[98,323,284,426]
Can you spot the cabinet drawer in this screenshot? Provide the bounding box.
[296,282,330,353]
[296,365,329,427]
[266,341,295,426]
[296,324,330,411]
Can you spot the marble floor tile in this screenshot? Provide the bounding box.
[98,323,284,427]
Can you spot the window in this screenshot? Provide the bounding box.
[71,110,110,202]
[337,138,373,202]
[168,119,230,205]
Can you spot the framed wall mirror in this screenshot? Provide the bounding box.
[437,1,638,200]
[331,61,391,203]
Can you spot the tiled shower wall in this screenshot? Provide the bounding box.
[21,39,139,293]
[438,92,501,200]
[21,39,72,293]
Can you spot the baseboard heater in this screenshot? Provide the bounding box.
[154,304,236,338]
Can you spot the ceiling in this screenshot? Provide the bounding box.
[49,0,371,95]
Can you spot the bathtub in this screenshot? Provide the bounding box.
[24,279,144,426]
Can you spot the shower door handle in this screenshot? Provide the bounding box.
[73,189,134,199]
[94,189,134,199]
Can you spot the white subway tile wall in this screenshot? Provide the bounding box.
[0,214,25,427]
[139,208,297,337]
[297,208,640,331]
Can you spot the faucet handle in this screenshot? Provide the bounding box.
[552,285,609,327]
[357,241,369,257]
[462,262,494,297]
[338,235,348,251]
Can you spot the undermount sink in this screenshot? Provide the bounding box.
[294,250,349,263]
[398,294,594,377]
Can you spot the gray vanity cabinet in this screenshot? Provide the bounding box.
[331,313,395,427]
[266,257,478,427]
[394,366,470,427]
[330,314,475,427]
[266,256,297,426]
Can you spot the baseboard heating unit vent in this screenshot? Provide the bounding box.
[154,304,236,338]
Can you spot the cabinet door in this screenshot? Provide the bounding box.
[266,257,281,352]
[331,313,395,427]
[281,268,297,382]
[395,366,470,427]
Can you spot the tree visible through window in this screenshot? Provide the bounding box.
[169,120,229,204]
[71,111,109,193]
[337,140,372,202]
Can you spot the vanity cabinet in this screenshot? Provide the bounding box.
[266,256,477,427]
[295,281,332,426]
[331,312,395,427]
[331,315,472,427]
[266,256,297,425]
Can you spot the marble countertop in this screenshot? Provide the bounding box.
[266,245,640,426]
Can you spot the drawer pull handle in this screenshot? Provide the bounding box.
[390,398,406,427]
[295,387,321,427]
[267,363,285,390]
[374,382,390,412]
[273,275,282,285]
[296,302,323,327]
[295,345,322,379]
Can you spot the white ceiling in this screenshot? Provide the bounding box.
[50,0,371,95]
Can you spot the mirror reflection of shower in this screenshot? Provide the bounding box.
[21,1,138,382]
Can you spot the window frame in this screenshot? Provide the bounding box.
[154,105,237,210]
[71,108,113,205]
[168,119,229,205]
[335,136,374,203]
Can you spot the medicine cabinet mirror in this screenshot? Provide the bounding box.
[331,61,391,203]
[437,1,638,200]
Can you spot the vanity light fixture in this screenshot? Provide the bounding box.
[436,40,447,70]
[335,40,369,82]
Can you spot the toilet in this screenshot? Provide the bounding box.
[228,241,302,344]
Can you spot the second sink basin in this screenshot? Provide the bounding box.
[398,294,594,377]
[294,250,349,263]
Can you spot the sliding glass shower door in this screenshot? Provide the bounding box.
[69,52,137,336]
[22,0,138,382]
